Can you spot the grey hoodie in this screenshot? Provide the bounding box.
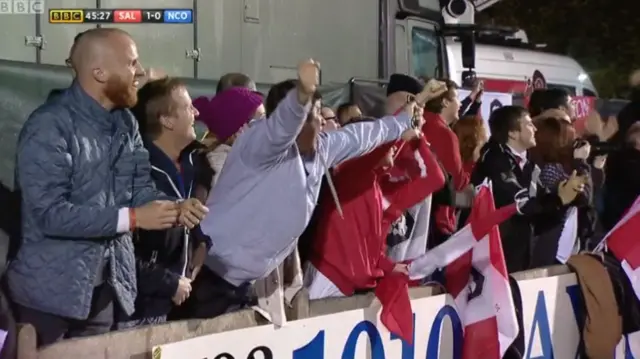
[201,90,412,285]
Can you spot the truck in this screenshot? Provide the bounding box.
[446,30,598,96]
[0,0,487,86]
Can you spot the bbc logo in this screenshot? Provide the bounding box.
[0,0,45,14]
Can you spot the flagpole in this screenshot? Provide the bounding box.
[592,239,607,253]
[318,153,343,218]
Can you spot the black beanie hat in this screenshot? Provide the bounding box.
[386,74,423,96]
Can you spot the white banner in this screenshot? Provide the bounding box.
[517,274,581,358]
[154,294,460,359]
[458,90,513,136]
[153,272,640,359]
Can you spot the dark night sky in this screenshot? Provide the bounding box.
[478,0,638,97]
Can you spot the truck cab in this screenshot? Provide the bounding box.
[384,0,450,80]
[378,0,485,81]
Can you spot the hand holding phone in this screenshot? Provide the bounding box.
[471,79,484,100]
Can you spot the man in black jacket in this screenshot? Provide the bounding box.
[121,77,211,327]
[471,106,586,272]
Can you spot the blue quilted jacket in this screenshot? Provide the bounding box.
[6,82,165,320]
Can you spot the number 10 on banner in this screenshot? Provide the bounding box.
[155,305,464,359]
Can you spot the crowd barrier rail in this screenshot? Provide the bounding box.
[12,265,590,359]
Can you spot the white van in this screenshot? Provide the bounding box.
[446,41,598,97]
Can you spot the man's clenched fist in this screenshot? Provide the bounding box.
[178,198,209,229]
[134,200,179,230]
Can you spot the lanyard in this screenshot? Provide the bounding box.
[175,163,186,198]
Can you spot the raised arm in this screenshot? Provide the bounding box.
[17,110,121,238]
[319,78,449,168]
[240,90,310,166]
[319,111,413,168]
[463,98,481,117]
[240,59,318,166]
[462,80,483,117]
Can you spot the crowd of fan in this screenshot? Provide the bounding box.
[3,27,640,354]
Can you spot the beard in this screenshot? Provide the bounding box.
[104,74,137,109]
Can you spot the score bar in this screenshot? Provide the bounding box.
[49,9,193,24]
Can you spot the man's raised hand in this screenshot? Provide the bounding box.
[415,79,448,105]
[470,79,484,100]
[297,59,320,104]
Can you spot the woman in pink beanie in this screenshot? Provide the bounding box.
[193,87,265,186]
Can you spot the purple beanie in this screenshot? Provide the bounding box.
[194,87,263,141]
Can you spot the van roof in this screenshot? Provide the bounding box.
[447,42,596,92]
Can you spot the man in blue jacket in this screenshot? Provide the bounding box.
[8,28,207,346]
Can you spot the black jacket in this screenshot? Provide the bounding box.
[603,147,640,230]
[470,140,563,272]
[132,140,212,320]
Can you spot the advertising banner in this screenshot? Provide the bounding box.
[151,274,633,359]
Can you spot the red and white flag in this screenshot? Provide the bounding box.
[600,195,640,300]
[408,181,519,358]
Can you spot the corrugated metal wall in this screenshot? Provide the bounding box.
[0,0,380,84]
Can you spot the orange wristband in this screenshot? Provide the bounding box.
[129,208,136,231]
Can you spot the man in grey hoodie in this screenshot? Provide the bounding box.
[198,60,426,316]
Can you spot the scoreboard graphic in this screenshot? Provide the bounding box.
[48,9,193,24]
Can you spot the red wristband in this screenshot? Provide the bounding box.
[129,208,136,231]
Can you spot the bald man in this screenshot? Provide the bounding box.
[9,28,207,346]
